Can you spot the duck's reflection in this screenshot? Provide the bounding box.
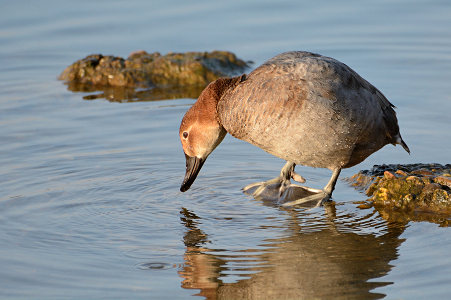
[179,204,406,299]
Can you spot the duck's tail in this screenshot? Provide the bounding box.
[396,134,410,154]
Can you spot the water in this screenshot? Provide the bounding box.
[1,0,451,298]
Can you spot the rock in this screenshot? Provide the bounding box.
[347,163,451,226]
[435,176,451,189]
[384,171,396,179]
[59,50,249,101]
[395,169,408,176]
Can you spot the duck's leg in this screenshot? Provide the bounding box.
[243,161,299,198]
[281,168,341,207]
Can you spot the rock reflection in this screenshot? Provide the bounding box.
[371,204,451,227]
[179,206,406,299]
[64,81,205,102]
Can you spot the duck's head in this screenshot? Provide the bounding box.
[179,75,245,192]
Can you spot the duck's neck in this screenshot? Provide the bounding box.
[197,75,245,127]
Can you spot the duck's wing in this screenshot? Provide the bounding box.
[218,52,358,155]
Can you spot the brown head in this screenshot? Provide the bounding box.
[179,75,246,192]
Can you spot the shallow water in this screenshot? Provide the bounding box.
[1,0,451,299]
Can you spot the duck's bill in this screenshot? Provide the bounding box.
[180,154,205,192]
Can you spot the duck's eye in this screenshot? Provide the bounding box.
[183,132,189,139]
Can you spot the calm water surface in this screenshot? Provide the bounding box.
[1,0,451,299]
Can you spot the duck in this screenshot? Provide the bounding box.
[179,51,410,206]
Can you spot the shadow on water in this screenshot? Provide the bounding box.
[64,81,205,102]
[178,202,406,299]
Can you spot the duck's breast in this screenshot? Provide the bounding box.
[218,52,395,169]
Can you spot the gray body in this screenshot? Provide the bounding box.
[218,51,405,170]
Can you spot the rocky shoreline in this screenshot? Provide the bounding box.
[347,163,451,225]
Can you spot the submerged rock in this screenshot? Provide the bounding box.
[59,50,249,101]
[347,164,451,226]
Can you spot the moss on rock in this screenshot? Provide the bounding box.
[347,164,451,225]
[59,50,249,101]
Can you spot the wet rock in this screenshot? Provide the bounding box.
[347,164,451,225]
[435,175,451,189]
[59,51,249,101]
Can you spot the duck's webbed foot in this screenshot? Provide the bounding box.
[281,168,342,207]
[243,164,342,208]
[243,161,299,200]
[281,190,330,207]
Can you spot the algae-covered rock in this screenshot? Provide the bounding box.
[347,164,451,226]
[59,50,249,101]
